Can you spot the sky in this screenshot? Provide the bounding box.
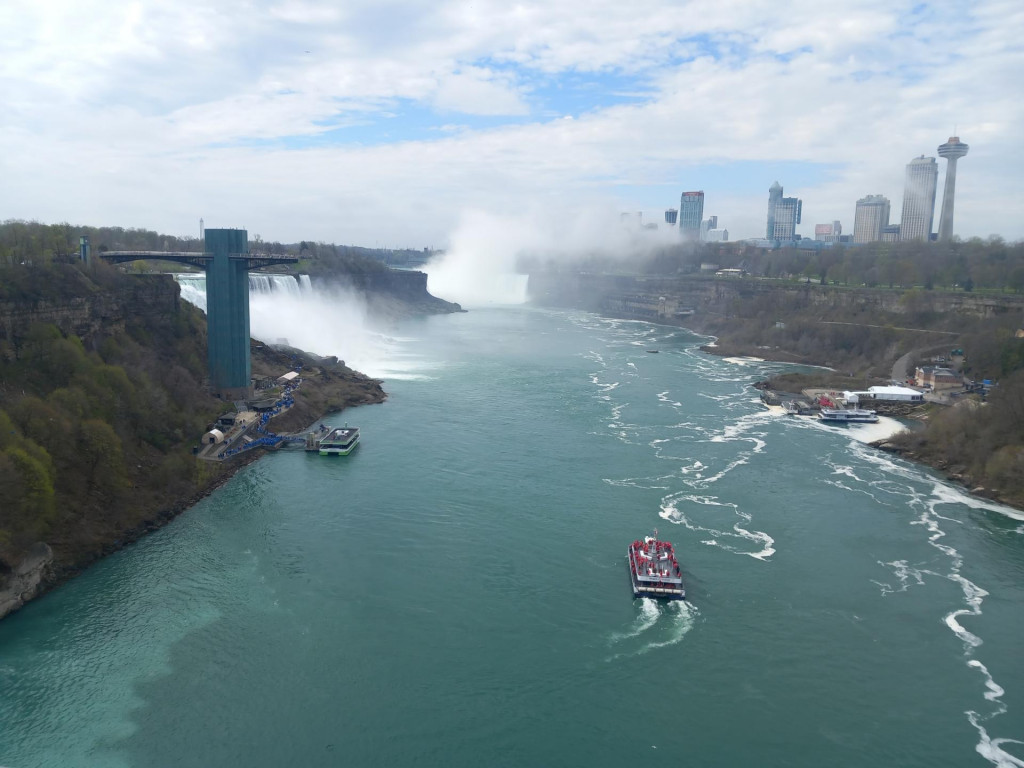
[1,0,1022,247]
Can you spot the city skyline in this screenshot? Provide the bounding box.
[0,1,1020,246]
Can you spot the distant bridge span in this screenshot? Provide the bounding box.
[101,250,297,271]
[99,233,298,399]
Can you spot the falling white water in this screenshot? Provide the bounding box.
[171,273,435,380]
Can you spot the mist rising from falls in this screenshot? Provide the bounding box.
[422,211,531,306]
[423,206,676,307]
[172,273,433,380]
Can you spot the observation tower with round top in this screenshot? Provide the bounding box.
[937,135,969,241]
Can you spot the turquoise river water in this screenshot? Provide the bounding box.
[1,306,1023,767]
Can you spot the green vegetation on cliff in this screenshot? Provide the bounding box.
[887,371,1024,508]
[0,260,224,581]
[0,256,387,606]
[619,237,1024,293]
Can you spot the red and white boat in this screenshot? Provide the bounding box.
[627,531,685,600]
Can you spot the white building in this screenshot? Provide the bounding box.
[853,195,890,243]
[900,156,938,242]
[844,386,924,404]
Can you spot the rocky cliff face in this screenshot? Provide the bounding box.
[0,272,180,348]
[0,543,53,618]
[312,268,463,318]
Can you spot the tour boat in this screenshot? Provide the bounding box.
[318,425,360,455]
[818,407,879,424]
[628,532,685,600]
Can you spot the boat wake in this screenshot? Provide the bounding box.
[606,599,698,661]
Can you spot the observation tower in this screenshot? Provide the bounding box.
[101,229,297,399]
[937,136,969,241]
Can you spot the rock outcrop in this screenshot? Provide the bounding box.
[0,543,53,619]
[0,271,179,346]
[312,269,463,320]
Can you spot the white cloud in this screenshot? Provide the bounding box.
[0,0,1021,244]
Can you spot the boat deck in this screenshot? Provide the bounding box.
[628,537,685,599]
[317,426,360,455]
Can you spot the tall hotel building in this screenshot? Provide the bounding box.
[679,191,704,240]
[899,156,938,242]
[853,195,891,243]
[766,181,802,241]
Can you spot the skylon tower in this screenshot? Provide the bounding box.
[937,135,969,241]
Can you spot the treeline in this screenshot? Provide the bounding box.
[638,237,1024,292]
[0,220,407,278]
[292,241,389,278]
[0,260,223,578]
[0,220,204,265]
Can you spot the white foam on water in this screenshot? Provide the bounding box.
[845,415,908,444]
[656,391,682,407]
[627,601,698,657]
[970,722,1024,768]
[849,440,1024,524]
[721,356,765,365]
[943,573,987,649]
[602,473,675,490]
[606,601,698,661]
[872,559,932,596]
[660,493,774,560]
[733,511,776,560]
[849,443,1022,766]
[966,661,1024,767]
[969,660,1006,703]
[608,598,659,644]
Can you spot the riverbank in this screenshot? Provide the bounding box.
[0,346,387,622]
[753,366,1023,513]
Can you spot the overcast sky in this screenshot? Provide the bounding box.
[2,0,1021,247]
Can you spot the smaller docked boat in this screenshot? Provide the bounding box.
[318,425,360,455]
[818,407,879,424]
[628,532,685,600]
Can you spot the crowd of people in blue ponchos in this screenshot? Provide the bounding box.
[219,376,303,459]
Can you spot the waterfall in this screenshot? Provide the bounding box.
[175,274,209,312]
[171,272,431,380]
[248,274,302,296]
[172,273,312,313]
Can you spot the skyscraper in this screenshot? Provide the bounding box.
[937,135,969,241]
[899,156,938,242]
[679,191,704,240]
[853,195,891,243]
[766,182,783,239]
[766,182,801,241]
[664,209,678,226]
